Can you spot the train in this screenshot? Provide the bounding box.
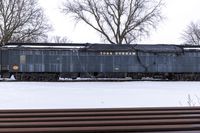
[1,43,200,81]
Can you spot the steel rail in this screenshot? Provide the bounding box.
[0,107,199,132]
[0,110,200,118]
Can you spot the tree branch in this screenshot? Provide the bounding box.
[62,0,164,44]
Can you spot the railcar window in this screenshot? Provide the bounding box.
[35,51,41,55]
[50,51,56,55]
[61,51,69,55]
[21,51,33,55]
[27,51,33,55]
[156,53,177,56]
[13,50,18,55]
[21,51,25,54]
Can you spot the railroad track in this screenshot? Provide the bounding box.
[0,107,200,132]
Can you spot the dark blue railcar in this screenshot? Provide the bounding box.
[1,43,200,81]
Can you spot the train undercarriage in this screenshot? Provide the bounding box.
[1,72,200,81]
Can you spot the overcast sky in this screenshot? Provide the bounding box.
[39,0,200,44]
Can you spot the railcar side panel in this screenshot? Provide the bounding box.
[86,54,100,72]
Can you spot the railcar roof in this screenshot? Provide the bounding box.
[135,45,184,53]
[4,43,87,49]
[2,42,200,53]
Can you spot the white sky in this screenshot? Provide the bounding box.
[39,0,200,44]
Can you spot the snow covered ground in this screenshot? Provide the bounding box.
[0,81,199,109]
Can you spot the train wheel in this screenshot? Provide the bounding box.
[14,74,22,81]
[71,73,78,80]
[43,74,59,81]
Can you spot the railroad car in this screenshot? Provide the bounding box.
[1,43,200,81]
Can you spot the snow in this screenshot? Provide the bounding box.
[184,48,200,50]
[0,81,199,109]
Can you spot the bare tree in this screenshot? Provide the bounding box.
[62,0,164,44]
[0,0,51,45]
[50,36,71,43]
[182,22,200,45]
